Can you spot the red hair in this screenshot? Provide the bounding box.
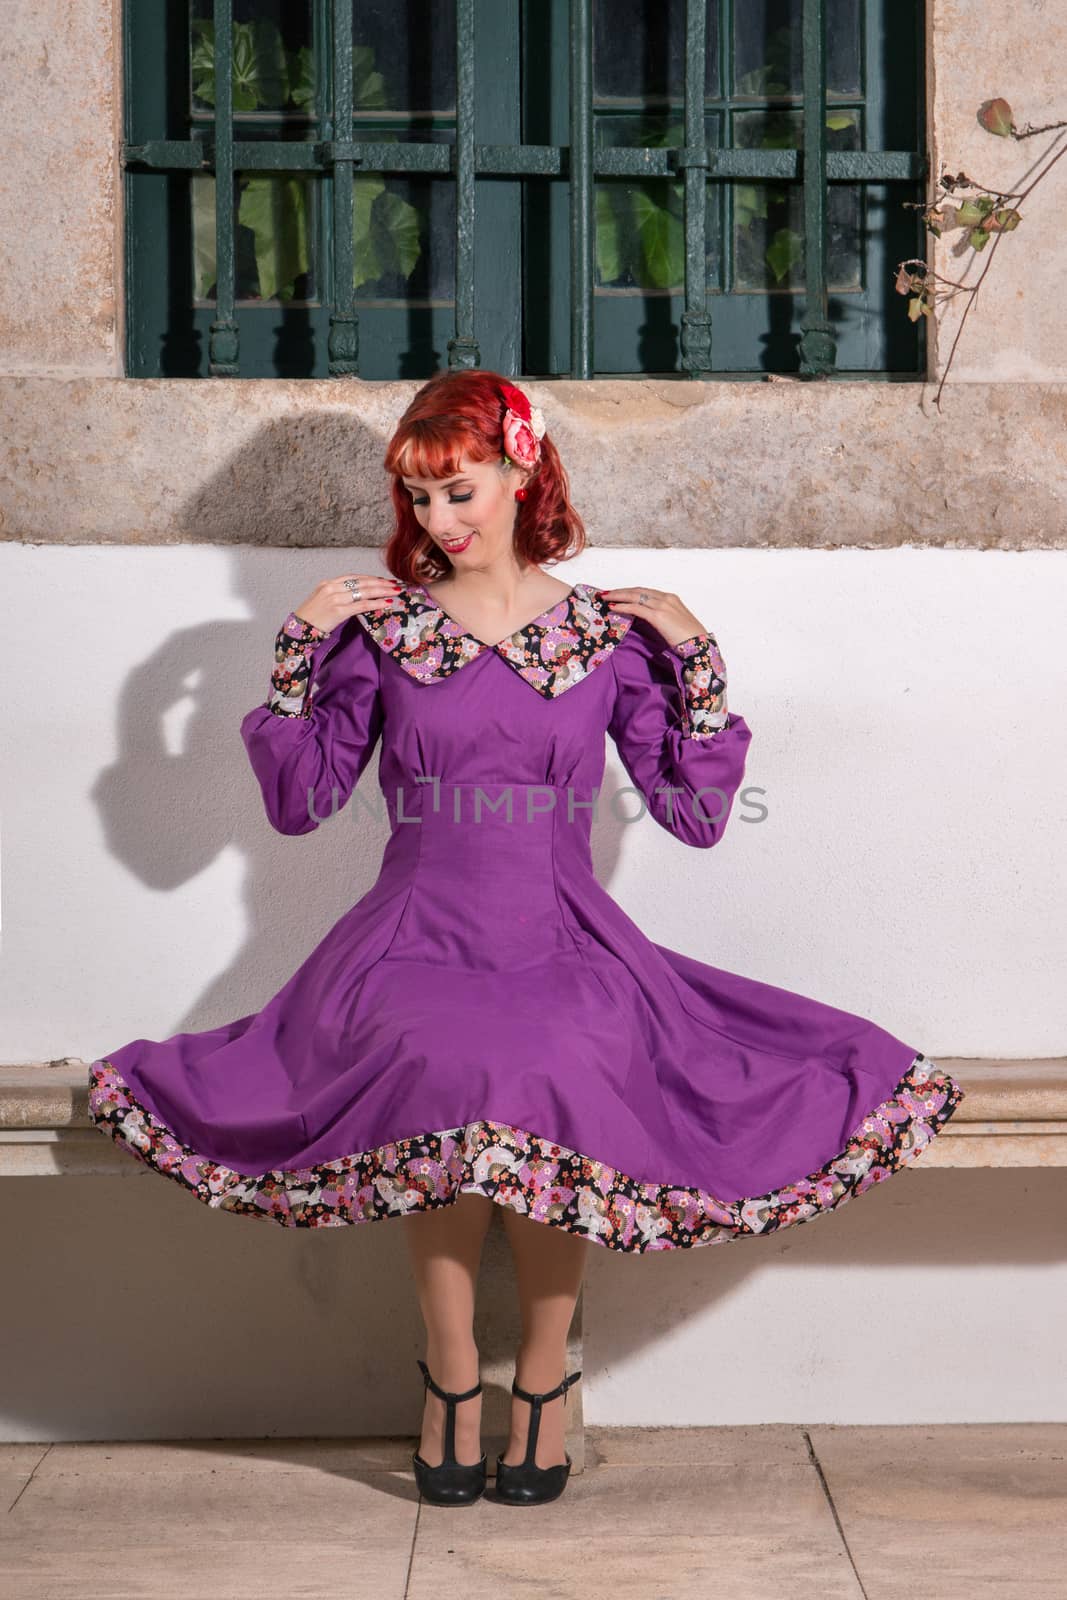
[381,369,587,584]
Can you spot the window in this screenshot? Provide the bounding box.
[124,0,926,379]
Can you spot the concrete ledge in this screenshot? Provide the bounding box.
[2,377,1064,548]
[909,1059,1067,1168]
[1,1057,1065,1175]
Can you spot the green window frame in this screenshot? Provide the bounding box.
[123,0,927,380]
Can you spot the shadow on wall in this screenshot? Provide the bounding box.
[90,414,395,1025]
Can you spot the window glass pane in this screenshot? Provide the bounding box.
[593,0,719,103]
[189,1,314,120]
[192,169,318,303]
[354,130,456,302]
[351,0,456,117]
[189,132,458,305]
[595,115,723,292]
[734,0,862,99]
[732,108,862,290]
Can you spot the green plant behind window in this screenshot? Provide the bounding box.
[191,19,309,111]
[188,23,422,302]
[597,111,856,292]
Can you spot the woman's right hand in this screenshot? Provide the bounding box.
[292,572,404,635]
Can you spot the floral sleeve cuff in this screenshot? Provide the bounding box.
[267,610,332,718]
[667,633,731,739]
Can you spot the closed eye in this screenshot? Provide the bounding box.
[411,492,474,506]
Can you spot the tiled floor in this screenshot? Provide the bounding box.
[3,1424,1065,1599]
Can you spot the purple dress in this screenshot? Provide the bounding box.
[88,581,964,1251]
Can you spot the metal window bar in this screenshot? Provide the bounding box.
[328,0,358,374]
[680,0,712,376]
[207,0,238,376]
[798,0,837,375]
[123,0,926,380]
[569,0,593,378]
[448,0,480,370]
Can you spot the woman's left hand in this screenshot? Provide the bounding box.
[597,586,708,650]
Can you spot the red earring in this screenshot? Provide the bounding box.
[515,487,528,501]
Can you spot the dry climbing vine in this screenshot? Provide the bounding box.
[895,97,1067,410]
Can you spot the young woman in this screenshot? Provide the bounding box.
[89,369,965,1508]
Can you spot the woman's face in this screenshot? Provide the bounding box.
[400,452,529,570]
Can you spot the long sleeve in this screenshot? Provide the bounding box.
[607,617,752,849]
[240,610,384,835]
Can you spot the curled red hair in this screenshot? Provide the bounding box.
[381,369,587,584]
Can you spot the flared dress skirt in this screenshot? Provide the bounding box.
[88,585,965,1251]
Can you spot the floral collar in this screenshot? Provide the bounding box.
[356,580,635,699]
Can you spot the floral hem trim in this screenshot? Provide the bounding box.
[87,1054,964,1251]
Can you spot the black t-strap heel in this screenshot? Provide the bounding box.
[494,1368,582,1505]
[411,1358,487,1505]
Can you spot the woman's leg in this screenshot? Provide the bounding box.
[498,1208,588,1469]
[402,1192,494,1467]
